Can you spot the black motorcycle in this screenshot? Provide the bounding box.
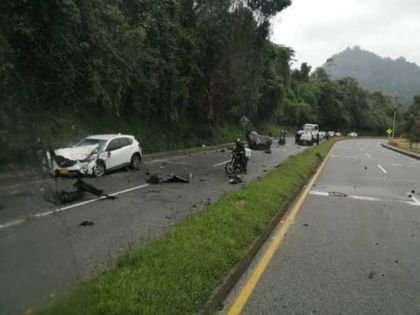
[225,153,247,174]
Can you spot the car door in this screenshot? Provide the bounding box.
[104,138,122,170]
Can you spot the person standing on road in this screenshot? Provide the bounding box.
[316,133,320,145]
[233,138,247,173]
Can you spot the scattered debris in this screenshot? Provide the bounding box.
[375,242,379,246]
[381,274,385,277]
[192,204,197,208]
[229,175,243,184]
[246,131,272,150]
[411,234,415,237]
[165,215,171,219]
[44,178,116,205]
[368,271,375,279]
[263,170,267,172]
[74,178,116,200]
[46,190,85,205]
[79,220,94,227]
[408,193,412,198]
[364,166,368,170]
[303,223,309,227]
[395,260,399,264]
[220,149,226,153]
[412,190,416,194]
[328,192,348,198]
[147,173,192,184]
[199,178,206,182]
[264,149,272,154]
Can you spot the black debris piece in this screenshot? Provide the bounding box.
[229,175,243,184]
[220,149,226,153]
[408,194,412,198]
[411,190,415,194]
[411,234,415,237]
[395,260,399,264]
[303,223,309,227]
[74,178,116,200]
[264,149,272,154]
[79,220,94,227]
[145,169,150,175]
[147,173,191,184]
[368,271,375,279]
[192,204,197,208]
[199,178,206,182]
[364,166,368,170]
[246,131,272,150]
[44,189,85,205]
[328,192,348,198]
[263,170,267,172]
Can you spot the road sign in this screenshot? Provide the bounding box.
[386,128,392,135]
[239,115,250,127]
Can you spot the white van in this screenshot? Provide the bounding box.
[299,124,319,145]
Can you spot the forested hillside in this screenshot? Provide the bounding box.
[324,46,420,104]
[0,1,403,167]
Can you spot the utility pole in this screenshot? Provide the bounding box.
[392,111,396,140]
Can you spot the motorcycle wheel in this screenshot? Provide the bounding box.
[225,161,235,174]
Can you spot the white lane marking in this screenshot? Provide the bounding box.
[0,184,150,231]
[309,190,419,207]
[0,219,26,230]
[309,191,329,196]
[377,164,388,174]
[411,195,420,206]
[213,160,231,167]
[366,153,372,159]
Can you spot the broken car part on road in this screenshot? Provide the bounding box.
[147,173,192,184]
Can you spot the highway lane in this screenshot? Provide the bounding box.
[224,139,420,315]
[0,139,307,314]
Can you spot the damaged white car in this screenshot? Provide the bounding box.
[49,134,142,177]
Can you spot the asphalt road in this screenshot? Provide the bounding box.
[0,139,307,314]
[224,139,420,315]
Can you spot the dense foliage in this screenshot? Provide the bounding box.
[0,0,407,167]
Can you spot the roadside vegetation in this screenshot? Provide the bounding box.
[39,139,335,315]
[0,0,406,170]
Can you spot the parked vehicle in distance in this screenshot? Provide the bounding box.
[348,132,358,137]
[50,134,143,177]
[335,132,342,137]
[319,131,326,139]
[298,123,319,145]
[328,131,335,138]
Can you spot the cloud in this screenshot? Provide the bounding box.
[271,0,420,68]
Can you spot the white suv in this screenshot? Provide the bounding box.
[50,134,142,177]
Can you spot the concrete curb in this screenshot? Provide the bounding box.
[381,143,420,160]
[198,142,335,315]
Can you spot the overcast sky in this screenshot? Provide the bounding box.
[271,0,420,69]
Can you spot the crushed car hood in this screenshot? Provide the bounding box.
[54,145,98,161]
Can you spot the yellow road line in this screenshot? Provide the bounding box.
[227,148,333,315]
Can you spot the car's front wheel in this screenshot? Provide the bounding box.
[130,153,142,170]
[93,161,106,177]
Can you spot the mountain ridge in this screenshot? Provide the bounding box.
[323,46,420,104]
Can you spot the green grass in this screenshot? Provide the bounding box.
[40,140,335,315]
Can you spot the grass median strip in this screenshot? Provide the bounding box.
[40,140,335,315]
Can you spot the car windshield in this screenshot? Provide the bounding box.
[76,138,107,151]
